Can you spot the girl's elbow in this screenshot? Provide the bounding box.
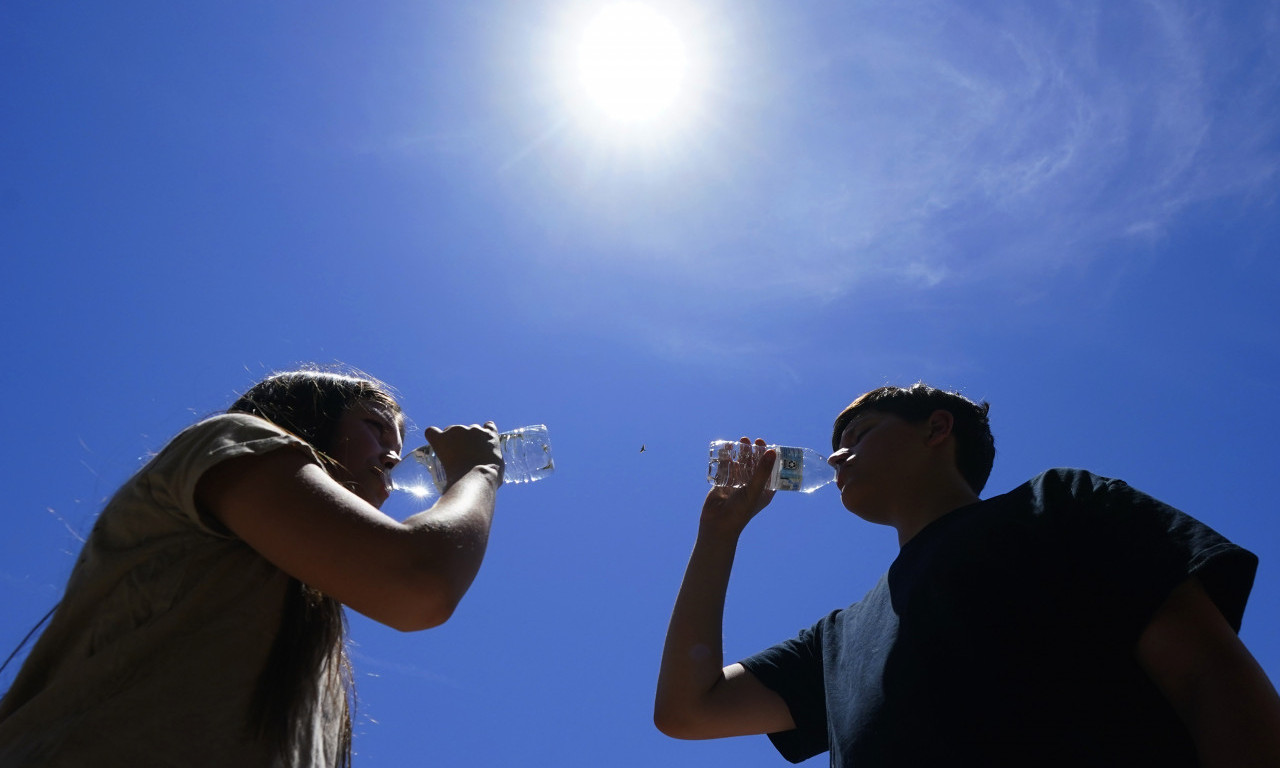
[378,544,481,631]
[387,609,449,632]
[391,572,468,631]
[395,596,458,632]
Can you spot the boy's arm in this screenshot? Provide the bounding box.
[654,440,796,739]
[1137,576,1280,768]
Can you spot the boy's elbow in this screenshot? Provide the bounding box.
[653,701,701,740]
[653,708,680,738]
[653,712,681,739]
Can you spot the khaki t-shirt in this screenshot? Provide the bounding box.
[0,413,346,767]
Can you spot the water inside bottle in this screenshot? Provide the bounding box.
[392,446,443,498]
[389,424,554,498]
[707,441,767,488]
[707,440,834,493]
[501,425,554,484]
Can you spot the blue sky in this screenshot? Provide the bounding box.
[3,1,1278,765]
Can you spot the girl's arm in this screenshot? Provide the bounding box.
[196,423,502,631]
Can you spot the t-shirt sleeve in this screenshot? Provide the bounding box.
[144,412,322,536]
[739,619,832,763]
[1098,474,1257,634]
[1044,469,1258,637]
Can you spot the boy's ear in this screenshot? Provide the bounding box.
[924,409,955,445]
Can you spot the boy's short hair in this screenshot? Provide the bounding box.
[832,383,996,494]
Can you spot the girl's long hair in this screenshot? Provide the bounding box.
[228,368,403,768]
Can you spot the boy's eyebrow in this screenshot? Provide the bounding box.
[840,414,877,443]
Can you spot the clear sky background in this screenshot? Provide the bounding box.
[3,1,1278,765]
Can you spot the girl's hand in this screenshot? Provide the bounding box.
[424,421,504,489]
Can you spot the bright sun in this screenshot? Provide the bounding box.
[575,3,689,125]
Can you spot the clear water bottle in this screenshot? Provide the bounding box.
[707,440,834,493]
[392,424,554,501]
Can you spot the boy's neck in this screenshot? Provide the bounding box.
[893,480,981,547]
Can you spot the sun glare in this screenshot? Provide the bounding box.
[576,3,688,125]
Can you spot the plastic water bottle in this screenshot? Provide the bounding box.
[392,424,554,501]
[707,440,834,493]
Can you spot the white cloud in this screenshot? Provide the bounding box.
[480,0,1278,362]
[555,0,1274,305]
[662,0,1280,300]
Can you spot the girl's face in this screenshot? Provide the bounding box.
[326,401,404,507]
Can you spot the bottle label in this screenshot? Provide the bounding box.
[774,446,804,491]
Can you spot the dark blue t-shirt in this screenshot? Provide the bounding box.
[739,469,1257,767]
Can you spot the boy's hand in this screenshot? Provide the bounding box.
[700,438,776,538]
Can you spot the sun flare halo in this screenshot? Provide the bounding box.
[575,3,690,126]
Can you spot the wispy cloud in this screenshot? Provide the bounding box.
[347,645,462,687]
[763,0,1280,294]
[429,1,1277,362]
[521,1,1278,301]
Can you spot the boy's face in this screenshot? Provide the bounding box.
[827,409,934,524]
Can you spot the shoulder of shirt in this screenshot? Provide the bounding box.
[975,468,1132,514]
[152,412,302,460]
[183,411,289,437]
[1014,467,1122,493]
